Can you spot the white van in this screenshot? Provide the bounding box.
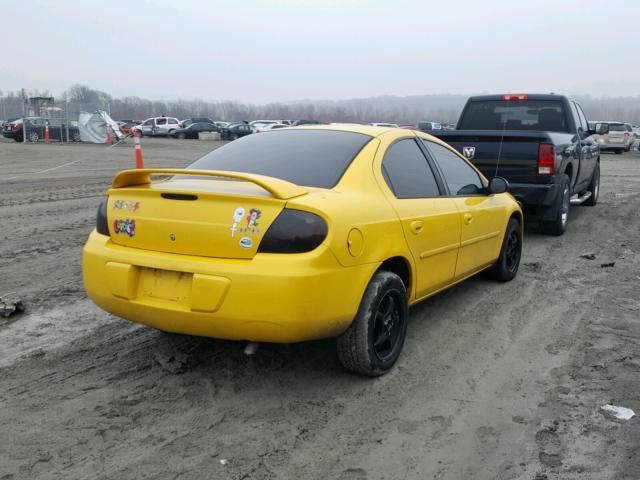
[134,117,181,137]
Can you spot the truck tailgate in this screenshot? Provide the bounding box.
[434,130,551,183]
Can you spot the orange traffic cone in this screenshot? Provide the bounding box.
[106,125,112,145]
[44,124,50,144]
[133,129,144,168]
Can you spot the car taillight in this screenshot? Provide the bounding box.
[96,198,109,235]
[502,94,528,101]
[258,209,327,253]
[13,124,21,131]
[538,144,555,175]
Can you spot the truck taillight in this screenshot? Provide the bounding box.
[538,144,555,175]
[502,94,528,101]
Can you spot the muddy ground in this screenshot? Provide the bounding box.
[0,137,639,480]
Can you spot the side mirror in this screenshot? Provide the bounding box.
[488,176,509,194]
[595,122,609,135]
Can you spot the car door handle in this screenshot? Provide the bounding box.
[410,221,424,234]
[463,213,473,225]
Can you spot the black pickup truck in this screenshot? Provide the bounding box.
[434,94,605,235]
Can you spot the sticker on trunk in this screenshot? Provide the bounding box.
[113,219,136,237]
[230,207,245,238]
[239,237,253,249]
[113,200,140,212]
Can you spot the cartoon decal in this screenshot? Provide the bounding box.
[113,200,140,212]
[239,237,253,249]
[230,207,245,238]
[246,208,261,228]
[113,219,136,237]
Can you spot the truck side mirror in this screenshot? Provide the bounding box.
[488,176,509,194]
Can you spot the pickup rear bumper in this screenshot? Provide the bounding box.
[509,182,557,208]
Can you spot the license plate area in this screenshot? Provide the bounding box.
[138,267,192,306]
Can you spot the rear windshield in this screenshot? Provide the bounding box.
[187,129,372,188]
[608,124,625,132]
[459,100,568,132]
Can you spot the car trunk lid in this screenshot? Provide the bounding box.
[106,169,307,259]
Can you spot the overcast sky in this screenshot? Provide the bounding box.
[2,0,638,103]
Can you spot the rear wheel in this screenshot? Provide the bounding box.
[584,163,599,206]
[540,174,570,236]
[72,132,81,142]
[337,271,408,376]
[487,218,522,282]
[28,131,39,143]
[177,132,186,139]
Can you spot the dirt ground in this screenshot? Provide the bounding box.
[1,137,639,480]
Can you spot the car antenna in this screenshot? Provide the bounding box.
[495,95,509,178]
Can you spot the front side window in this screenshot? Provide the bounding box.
[423,141,484,196]
[382,139,440,198]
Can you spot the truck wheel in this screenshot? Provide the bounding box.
[337,271,408,377]
[540,174,570,236]
[583,163,599,207]
[487,218,521,282]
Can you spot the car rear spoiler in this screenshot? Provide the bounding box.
[111,168,308,200]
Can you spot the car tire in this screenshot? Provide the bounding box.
[487,218,522,282]
[177,133,186,140]
[583,162,599,207]
[337,270,408,377]
[540,174,570,236]
[28,131,39,143]
[615,149,623,155]
[72,132,81,142]
[231,134,239,140]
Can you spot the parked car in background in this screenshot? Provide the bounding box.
[169,122,220,139]
[180,118,214,128]
[220,123,254,140]
[591,121,635,154]
[254,123,289,132]
[213,121,229,129]
[368,123,399,128]
[249,120,292,127]
[133,117,181,137]
[625,123,636,147]
[2,117,81,142]
[417,121,442,132]
[292,119,321,126]
[434,94,603,236]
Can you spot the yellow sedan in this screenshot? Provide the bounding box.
[83,125,523,376]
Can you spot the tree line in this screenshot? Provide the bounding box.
[1,85,639,124]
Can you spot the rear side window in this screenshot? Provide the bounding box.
[609,124,625,132]
[423,141,484,196]
[188,129,371,189]
[459,100,568,132]
[382,139,440,198]
[156,118,167,125]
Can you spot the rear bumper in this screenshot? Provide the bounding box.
[82,231,378,343]
[508,182,557,208]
